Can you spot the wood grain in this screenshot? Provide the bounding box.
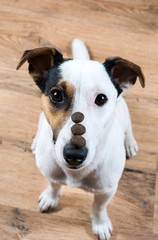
[0,0,158,239]
[154,171,158,234]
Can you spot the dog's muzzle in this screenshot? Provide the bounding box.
[63,112,88,168]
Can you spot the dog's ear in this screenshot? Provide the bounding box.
[16,47,63,90]
[104,57,145,93]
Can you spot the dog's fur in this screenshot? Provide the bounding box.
[17,39,145,240]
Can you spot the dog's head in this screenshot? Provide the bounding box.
[17,47,145,170]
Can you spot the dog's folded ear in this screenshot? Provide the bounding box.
[16,47,63,89]
[104,57,145,93]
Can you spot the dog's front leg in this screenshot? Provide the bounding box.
[91,186,117,240]
[38,181,62,212]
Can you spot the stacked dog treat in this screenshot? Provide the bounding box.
[71,112,86,148]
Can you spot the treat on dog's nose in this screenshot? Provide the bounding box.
[71,124,86,135]
[70,135,86,149]
[71,112,84,123]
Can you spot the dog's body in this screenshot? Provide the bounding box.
[17,39,145,240]
[32,96,133,191]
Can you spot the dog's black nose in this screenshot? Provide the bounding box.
[63,144,88,167]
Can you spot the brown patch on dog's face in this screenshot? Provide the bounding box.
[54,79,75,109]
[41,80,75,142]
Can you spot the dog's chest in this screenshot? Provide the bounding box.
[52,166,106,193]
[66,176,104,193]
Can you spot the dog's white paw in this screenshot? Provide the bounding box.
[125,136,138,159]
[38,187,61,212]
[31,136,37,155]
[92,218,112,240]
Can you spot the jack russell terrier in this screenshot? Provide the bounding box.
[17,39,145,240]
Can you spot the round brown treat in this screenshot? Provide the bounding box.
[71,124,86,135]
[70,135,86,149]
[71,112,84,123]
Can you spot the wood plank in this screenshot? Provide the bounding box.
[0,203,156,240]
[154,168,158,234]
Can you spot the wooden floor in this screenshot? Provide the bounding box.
[0,0,158,239]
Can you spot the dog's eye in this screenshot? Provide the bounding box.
[49,89,63,103]
[95,94,108,106]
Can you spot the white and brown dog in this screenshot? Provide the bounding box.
[17,39,145,240]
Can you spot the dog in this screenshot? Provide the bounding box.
[17,39,145,240]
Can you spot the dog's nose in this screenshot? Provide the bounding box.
[63,144,88,167]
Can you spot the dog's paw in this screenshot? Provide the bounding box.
[38,187,61,212]
[31,136,37,155]
[125,137,138,159]
[92,219,112,240]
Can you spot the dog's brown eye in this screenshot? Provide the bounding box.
[50,89,63,103]
[95,94,108,106]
